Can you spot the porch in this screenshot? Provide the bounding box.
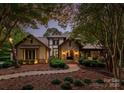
[18,59,48,65]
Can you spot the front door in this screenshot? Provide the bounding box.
[66,50,74,60]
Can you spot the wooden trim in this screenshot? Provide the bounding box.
[45,47,48,63]
[15,34,50,50]
[23,49,25,60]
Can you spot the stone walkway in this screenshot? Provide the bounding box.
[0,64,80,80]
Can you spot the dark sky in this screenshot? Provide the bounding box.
[25,19,72,37]
[24,4,80,37]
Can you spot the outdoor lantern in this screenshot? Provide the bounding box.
[9,37,13,44]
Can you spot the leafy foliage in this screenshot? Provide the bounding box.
[83,79,92,85]
[22,85,34,90]
[49,58,67,69]
[0,61,13,69]
[61,81,72,90]
[73,4,124,78]
[0,42,11,61]
[79,59,105,68]
[64,76,73,83]
[73,79,84,86]
[51,79,62,85]
[0,4,73,47]
[95,79,105,84]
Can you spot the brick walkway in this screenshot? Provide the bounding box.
[0,64,80,80]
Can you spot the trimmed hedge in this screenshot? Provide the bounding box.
[22,85,34,90]
[79,59,105,68]
[51,79,62,85]
[73,79,84,86]
[49,58,68,69]
[83,79,92,85]
[78,57,84,65]
[64,77,73,83]
[95,79,104,84]
[61,81,72,90]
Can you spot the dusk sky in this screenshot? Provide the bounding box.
[25,19,72,37]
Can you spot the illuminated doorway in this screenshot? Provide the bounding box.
[66,50,74,60]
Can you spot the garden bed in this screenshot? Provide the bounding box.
[0,65,116,90]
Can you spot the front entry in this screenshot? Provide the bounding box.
[23,48,38,64]
[66,50,74,60]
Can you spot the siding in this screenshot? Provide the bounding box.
[16,35,49,63]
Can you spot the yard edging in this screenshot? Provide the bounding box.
[0,64,80,80]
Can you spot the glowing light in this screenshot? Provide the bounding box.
[34,59,38,64]
[9,37,13,44]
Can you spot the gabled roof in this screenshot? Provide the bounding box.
[15,34,50,49]
[82,44,103,50]
[36,37,48,47]
[59,38,81,47]
[47,35,67,38]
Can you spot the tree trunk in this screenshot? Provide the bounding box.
[112,55,118,78]
[10,43,20,68]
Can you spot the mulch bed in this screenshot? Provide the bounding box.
[0,64,59,75]
[0,65,121,90]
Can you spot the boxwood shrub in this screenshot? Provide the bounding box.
[73,79,84,86]
[49,58,68,69]
[78,57,84,65]
[22,85,34,90]
[51,79,62,85]
[61,81,72,90]
[80,60,105,68]
[64,76,73,83]
[83,79,92,85]
[95,79,104,84]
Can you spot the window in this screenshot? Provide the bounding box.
[63,38,66,41]
[53,48,58,57]
[25,49,35,60]
[53,40,59,45]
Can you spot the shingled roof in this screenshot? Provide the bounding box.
[82,44,103,50]
[15,34,50,49]
[36,37,48,47]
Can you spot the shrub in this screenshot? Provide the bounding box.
[18,60,23,65]
[49,58,67,69]
[97,62,105,68]
[22,85,34,90]
[95,79,104,84]
[73,79,84,86]
[51,79,61,85]
[64,65,69,69]
[61,81,72,90]
[78,57,84,65]
[121,80,124,86]
[48,56,56,63]
[83,79,92,85]
[0,61,13,69]
[81,60,105,68]
[64,77,73,83]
